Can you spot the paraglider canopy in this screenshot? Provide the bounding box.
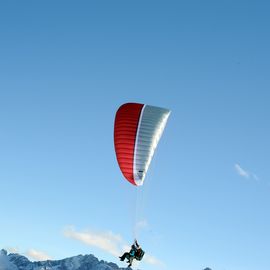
[114,103,170,186]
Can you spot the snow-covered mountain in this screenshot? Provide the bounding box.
[0,249,129,270]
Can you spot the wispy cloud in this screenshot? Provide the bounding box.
[26,249,52,261]
[135,219,149,230]
[63,226,123,257]
[5,247,19,254]
[251,173,259,181]
[4,247,51,262]
[133,219,149,237]
[144,254,165,267]
[235,163,250,178]
[63,226,164,267]
[234,163,259,181]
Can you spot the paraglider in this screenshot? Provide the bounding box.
[114,102,171,186]
[114,102,170,267]
[119,239,144,267]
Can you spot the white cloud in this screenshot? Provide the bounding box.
[252,173,259,181]
[133,219,150,237]
[234,163,259,182]
[5,247,19,254]
[63,226,123,257]
[26,249,52,261]
[3,247,51,262]
[235,163,250,178]
[144,254,165,267]
[135,219,149,230]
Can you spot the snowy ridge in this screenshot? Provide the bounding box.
[0,249,129,270]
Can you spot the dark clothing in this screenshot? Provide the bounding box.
[119,252,134,267]
[134,248,144,261]
[119,252,132,261]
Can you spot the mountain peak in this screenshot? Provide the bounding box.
[0,250,127,270]
[0,249,8,256]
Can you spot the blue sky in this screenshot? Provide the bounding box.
[0,1,270,270]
